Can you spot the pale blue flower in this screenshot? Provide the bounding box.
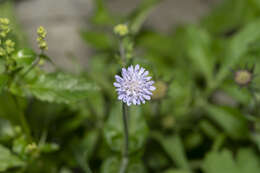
[114,64,156,106]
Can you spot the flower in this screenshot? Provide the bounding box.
[37,26,48,50]
[233,65,255,87]
[152,81,168,100]
[114,64,156,106]
[114,24,129,36]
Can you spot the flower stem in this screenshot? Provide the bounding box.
[119,103,129,173]
[119,39,126,67]
[22,56,41,78]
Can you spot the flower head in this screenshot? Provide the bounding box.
[233,65,255,87]
[114,64,156,106]
[37,26,48,51]
[114,24,129,37]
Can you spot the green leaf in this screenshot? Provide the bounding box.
[205,105,249,139]
[152,133,191,172]
[100,157,147,173]
[13,48,37,66]
[251,133,260,151]
[0,74,8,93]
[0,93,21,124]
[237,148,260,173]
[199,120,220,139]
[0,144,24,172]
[201,0,250,35]
[25,72,99,104]
[12,136,28,157]
[202,149,239,173]
[129,0,161,34]
[91,0,116,26]
[104,103,149,153]
[184,25,214,84]
[216,19,260,86]
[202,148,260,173]
[164,169,190,173]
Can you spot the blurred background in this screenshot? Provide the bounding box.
[1,0,260,172]
[14,0,220,70]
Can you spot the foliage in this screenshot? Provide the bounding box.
[0,0,260,172]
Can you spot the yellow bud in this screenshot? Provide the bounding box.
[26,143,37,152]
[39,41,48,50]
[5,39,15,47]
[0,32,7,38]
[161,115,175,129]
[38,59,45,66]
[37,26,48,51]
[2,18,10,25]
[152,81,168,100]
[37,26,47,38]
[234,69,253,86]
[0,48,6,56]
[37,37,43,42]
[0,18,10,25]
[114,24,129,36]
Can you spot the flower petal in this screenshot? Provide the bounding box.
[113,82,121,87]
[149,86,156,91]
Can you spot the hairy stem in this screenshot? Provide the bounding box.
[119,103,129,173]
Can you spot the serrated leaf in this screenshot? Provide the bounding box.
[25,72,99,104]
[0,144,24,172]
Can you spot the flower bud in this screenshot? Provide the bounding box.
[161,115,175,129]
[25,142,38,153]
[0,18,11,38]
[37,26,47,38]
[37,26,48,51]
[114,24,129,37]
[152,81,168,100]
[234,68,254,87]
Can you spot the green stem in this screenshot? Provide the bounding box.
[119,39,126,67]
[22,56,41,78]
[12,95,32,142]
[119,103,129,173]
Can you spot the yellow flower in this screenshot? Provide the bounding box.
[114,24,129,36]
[37,26,47,38]
[37,26,48,51]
